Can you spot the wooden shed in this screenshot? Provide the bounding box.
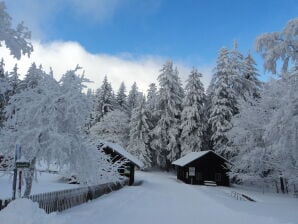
[98,142,143,186]
[172,151,230,186]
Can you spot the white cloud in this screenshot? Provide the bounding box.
[4,0,162,39]
[2,40,212,93]
[4,0,125,39]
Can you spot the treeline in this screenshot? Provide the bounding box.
[86,42,260,170]
[86,19,298,193]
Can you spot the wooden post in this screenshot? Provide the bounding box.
[280,176,285,194]
[129,164,134,185]
[18,170,22,198]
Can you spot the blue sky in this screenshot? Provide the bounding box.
[3,0,298,90]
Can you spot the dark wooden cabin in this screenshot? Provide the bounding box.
[172,151,230,186]
[99,142,143,186]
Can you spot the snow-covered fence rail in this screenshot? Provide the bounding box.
[230,191,256,202]
[0,179,128,213]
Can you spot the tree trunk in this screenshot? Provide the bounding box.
[274,180,279,193]
[280,176,285,194]
[23,157,36,197]
[165,159,171,172]
[284,179,289,194]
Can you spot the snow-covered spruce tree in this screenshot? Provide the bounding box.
[7,64,20,95]
[180,68,205,156]
[90,109,130,148]
[229,41,246,103]
[146,83,158,113]
[116,82,128,112]
[128,96,152,168]
[127,82,142,117]
[1,66,123,195]
[0,1,33,59]
[17,63,45,90]
[145,83,159,166]
[208,48,237,158]
[0,58,11,127]
[146,83,159,128]
[94,75,115,122]
[242,51,262,100]
[151,61,184,170]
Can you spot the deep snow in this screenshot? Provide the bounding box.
[0,172,77,199]
[1,171,297,224]
[0,199,66,224]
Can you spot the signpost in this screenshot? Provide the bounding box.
[12,145,30,200]
[16,161,30,168]
[12,145,21,200]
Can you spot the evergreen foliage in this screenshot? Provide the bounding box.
[116,82,128,112]
[128,96,152,168]
[151,61,184,169]
[180,68,205,156]
[94,76,115,122]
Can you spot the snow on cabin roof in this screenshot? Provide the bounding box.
[100,141,144,168]
[172,151,209,167]
[172,151,228,167]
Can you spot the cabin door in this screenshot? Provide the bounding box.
[196,171,202,184]
[188,167,195,184]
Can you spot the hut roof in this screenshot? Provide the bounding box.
[172,151,228,167]
[99,141,144,168]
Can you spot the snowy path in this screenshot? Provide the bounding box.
[56,172,297,224]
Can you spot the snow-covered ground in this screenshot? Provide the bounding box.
[0,171,78,199]
[1,171,297,224]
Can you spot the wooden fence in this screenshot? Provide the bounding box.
[230,191,256,202]
[0,180,128,213]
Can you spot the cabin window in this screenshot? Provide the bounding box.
[215,173,221,181]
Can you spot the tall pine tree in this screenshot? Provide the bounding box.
[128,96,152,168]
[208,48,237,158]
[94,76,115,122]
[151,61,183,170]
[180,68,205,156]
[242,51,262,100]
[8,64,20,95]
[127,82,141,117]
[116,82,128,112]
[145,83,159,166]
[0,59,10,127]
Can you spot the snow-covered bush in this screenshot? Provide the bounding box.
[89,109,130,148]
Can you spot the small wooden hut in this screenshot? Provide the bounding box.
[99,142,143,185]
[172,151,230,186]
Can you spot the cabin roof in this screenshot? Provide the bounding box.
[99,141,144,168]
[172,150,228,167]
